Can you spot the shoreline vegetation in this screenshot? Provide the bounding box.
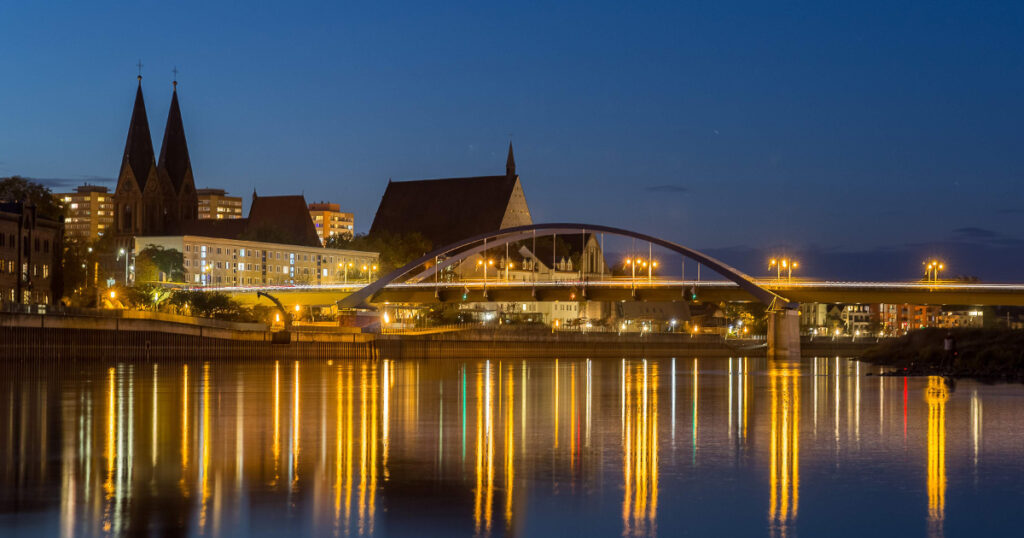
[860,328,1024,382]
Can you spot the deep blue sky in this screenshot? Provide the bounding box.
[2,1,1023,280]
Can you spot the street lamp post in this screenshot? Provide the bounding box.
[117,248,131,285]
[924,260,945,283]
[769,257,799,282]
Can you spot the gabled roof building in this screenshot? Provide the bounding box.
[369,144,532,248]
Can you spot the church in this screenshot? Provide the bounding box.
[112,75,198,247]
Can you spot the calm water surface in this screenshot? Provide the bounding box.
[1,355,1022,537]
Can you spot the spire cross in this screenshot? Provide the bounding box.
[136,60,143,77]
[172,66,178,80]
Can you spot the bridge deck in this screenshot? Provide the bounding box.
[214,280,1024,307]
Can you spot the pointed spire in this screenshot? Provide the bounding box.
[157,81,193,192]
[506,142,516,177]
[120,77,157,190]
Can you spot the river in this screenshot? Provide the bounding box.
[0,356,1021,536]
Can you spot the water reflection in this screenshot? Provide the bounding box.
[768,360,799,537]
[621,360,658,536]
[1,356,1022,536]
[926,377,948,537]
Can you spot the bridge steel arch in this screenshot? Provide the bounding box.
[337,223,797,310]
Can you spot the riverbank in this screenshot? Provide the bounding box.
[1,312,882,359]
[860,328,1024,382]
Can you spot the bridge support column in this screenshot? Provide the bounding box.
[767,308,800,359]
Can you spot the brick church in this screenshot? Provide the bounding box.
[113,76,198,247]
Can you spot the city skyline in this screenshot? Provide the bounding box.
[2,1,1023,280]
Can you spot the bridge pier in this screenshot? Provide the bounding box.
[767,308,801,359]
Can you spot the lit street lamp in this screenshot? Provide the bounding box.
[117,248,130,285]
[769,257,799,282]
[924,260,945,283]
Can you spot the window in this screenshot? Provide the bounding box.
[42,265,49,278]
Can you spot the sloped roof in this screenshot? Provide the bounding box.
[165,194,322,248]
[369,175,518,248]
[157,85,193,192]
[167,218,249,240]
[248,194,322,247]
[120,79,157,190]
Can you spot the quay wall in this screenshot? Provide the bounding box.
[1,314,883,360]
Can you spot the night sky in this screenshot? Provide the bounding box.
[2,1,1022,281]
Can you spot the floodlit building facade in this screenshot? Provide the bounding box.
[135,234,378,286]
[308,202,354,244]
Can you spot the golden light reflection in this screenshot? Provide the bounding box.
[181,363,189,490]
[272,360,280,486]
[505,363,515,528]
[198,362,211,530]
[926,377,948,537]
[768,360,800,537]
[622,360,658,536]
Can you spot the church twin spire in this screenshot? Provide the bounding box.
[118,75,194,194]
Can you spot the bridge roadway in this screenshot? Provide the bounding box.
[218,279,1024,307]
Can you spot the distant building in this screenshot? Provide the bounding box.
[0,202,62,306]
[197,189,243,220]
[140,193,378,286]
[937,307,984,329]
[112,77,198,247]
[879,303,942,333]
[841,304,872,335]
[308,202,354,244]
[56,185,114,240]
[369,144,531,248]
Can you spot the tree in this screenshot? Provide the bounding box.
[134,244,185,283]
[0,176,64,219]
[326,231,431,272]
[166,289,246,319]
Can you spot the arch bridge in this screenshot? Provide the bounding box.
[337,223,801,356]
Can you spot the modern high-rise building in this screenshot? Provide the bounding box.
[308,202,354,244]
[56,185,114,240]
[197,188,243,220]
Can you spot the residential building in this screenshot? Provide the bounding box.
[112,77,198,247]
[937,308,984,329]
[308,202,354,244]
[136,234,377,287]
[139,193,378,286]
[56,185,114,240]
[840,304,872,335]
[879,303,942,333]
[197,188,243,220]
[799,302,828,332]
[369,143,531,248]
[0,202,62,306]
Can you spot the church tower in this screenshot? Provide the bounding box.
[506,142,516,178]
[157,79,198,222]
[113,76,163,243]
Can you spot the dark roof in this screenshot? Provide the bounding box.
[120,79,157,190]
[164,194,322,248]
[248,195,322,247]
[157,85,193,192]
[369,175,518,248]
[167,218,249,240]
